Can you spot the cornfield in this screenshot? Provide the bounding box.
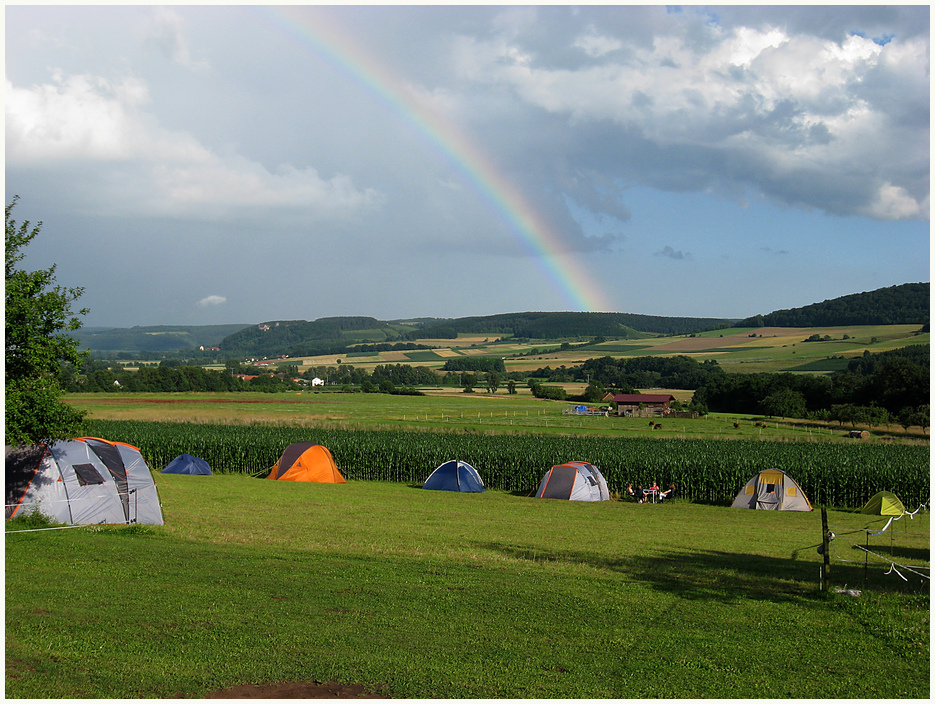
[90,420,930,508]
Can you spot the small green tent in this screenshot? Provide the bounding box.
[860,491,906,516]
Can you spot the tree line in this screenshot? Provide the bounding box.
[735,282,929,327]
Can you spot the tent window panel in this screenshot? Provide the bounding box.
[745,486,755,495]
[787,487,797,497]
[765,484,776,493]
[73,463,105,486]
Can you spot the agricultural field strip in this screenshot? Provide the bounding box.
[88,420,930,508]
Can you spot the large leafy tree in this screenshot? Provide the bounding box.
[6,197,88,444]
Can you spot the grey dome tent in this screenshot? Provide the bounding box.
[422,460,485,492]
[162,454,212,475]
[5,437,164,525]
[535,461,610,501]
[730,468,812,511]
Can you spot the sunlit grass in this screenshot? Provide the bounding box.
[5,476,928,698]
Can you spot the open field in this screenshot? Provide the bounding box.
[63,391,928,443]
[244,324,928,375]
[6,477,929,699]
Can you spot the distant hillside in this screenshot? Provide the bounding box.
[219,317,413,357]
[73,324,250,353]
[735,283,930,328]
[77,282,929,357]
[411,312,733,340]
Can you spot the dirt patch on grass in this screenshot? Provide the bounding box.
[204,680,390,699]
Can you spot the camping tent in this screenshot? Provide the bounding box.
[535,461,610,501]
[266,442,345,483]
[422,460,485,492]
[5,437,164,525]
[162,453,212,475]
[860,490,906,516]
[730,468,812,511]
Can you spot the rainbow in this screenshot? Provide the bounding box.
[252,6,609,312]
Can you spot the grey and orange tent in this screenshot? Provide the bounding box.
[534,461,610,501]
[266,442,345,483]
[5,437,164,525]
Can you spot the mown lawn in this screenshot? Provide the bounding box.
[6,476,929,698]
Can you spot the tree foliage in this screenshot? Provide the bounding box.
[5,197,88,444]
[734,282,929,327]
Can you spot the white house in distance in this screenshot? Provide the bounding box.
[310,377,325,386]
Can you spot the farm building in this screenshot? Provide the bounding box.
[613,393,675,417]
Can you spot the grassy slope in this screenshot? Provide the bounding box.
[5,476,929,698]
[251,324,927,375]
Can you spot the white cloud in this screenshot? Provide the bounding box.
[5,71,386,221]
[450,17,928,221]
[198,295,227,307]
[5,73,151,161]
[573,27,623,58]
[861,183,928,220]
[143,6,210,72]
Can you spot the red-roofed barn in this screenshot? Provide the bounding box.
[613,393,675,417]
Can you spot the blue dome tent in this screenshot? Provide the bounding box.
[162,454,212,475]
[422,460,485,492]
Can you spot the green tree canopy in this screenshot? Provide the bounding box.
[6,197,88,444]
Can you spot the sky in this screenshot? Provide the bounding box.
[5,4,930,328]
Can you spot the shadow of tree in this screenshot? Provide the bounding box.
[475,541,928,599]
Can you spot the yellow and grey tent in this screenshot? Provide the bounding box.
[730,468,812,511]
[860,490,906,516]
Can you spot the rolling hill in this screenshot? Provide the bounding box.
[74,282,928,357]
[735,282,929,327]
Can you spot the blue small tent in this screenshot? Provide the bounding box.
[422,460,485,492]
[162,454,212,475]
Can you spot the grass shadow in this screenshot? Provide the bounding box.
[476,541,928,601]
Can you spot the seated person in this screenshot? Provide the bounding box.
[659,483,676,501]
[634,484,646,503]
[649,481,660,494]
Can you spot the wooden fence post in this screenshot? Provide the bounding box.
[820,507,831,591]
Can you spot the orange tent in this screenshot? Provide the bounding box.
[266,443,346,483]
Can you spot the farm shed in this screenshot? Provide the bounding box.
[613,394,675,417]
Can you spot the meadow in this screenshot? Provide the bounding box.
[6,477,929,699]
[8,389,929,698]
[63,390,927,441]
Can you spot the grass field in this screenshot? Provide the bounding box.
[63,391,927,442]
[265,324,928,375]
[5,477,929,698]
